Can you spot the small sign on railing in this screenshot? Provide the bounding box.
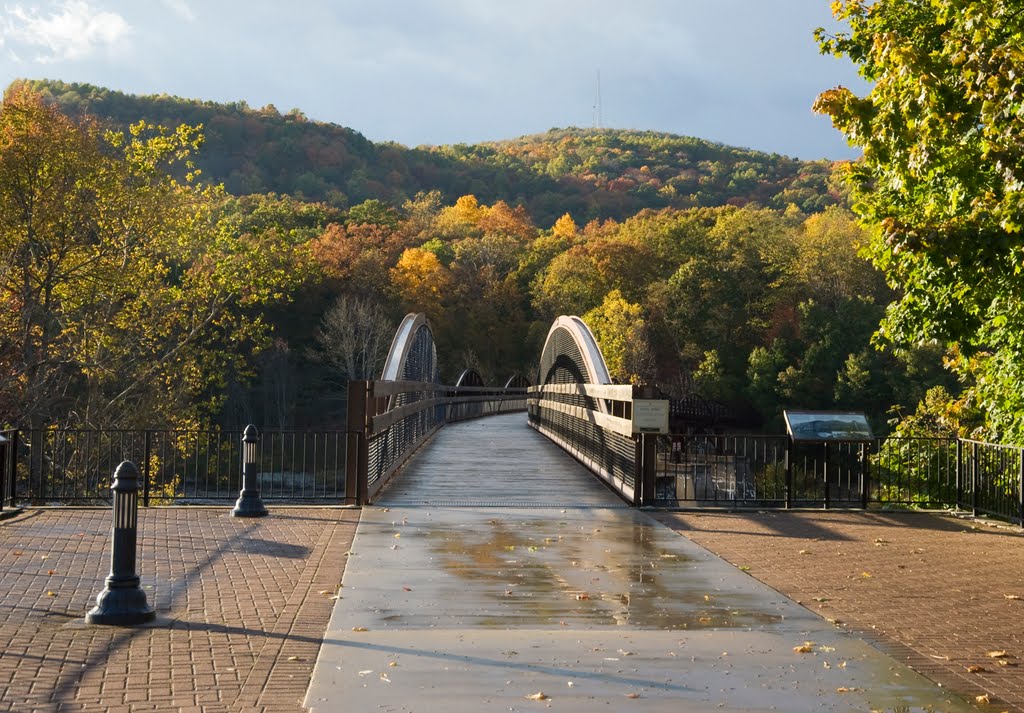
[632,399,669,434]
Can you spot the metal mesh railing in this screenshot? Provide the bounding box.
[527,383,639,502]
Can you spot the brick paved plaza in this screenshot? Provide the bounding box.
[657,510,1024,712]
[0,505,1021,711]
[0,507,357,712]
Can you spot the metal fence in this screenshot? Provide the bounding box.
[962,439,1024,523]
[872,436,958,508]
[0,430,16,511]
[653,433,1024,524]
[6,417,1024,523]
[5,428,349,505]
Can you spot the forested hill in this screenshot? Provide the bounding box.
[15,79,839,225]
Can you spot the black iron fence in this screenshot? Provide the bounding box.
[3,428,349,505]
[0,430,16,511]
[653,433,1024,524]
[5,412,1024,523]
[1,382,528,508]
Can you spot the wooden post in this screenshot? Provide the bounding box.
[346,380,371,506]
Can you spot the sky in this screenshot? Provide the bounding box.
[0,1,869,160]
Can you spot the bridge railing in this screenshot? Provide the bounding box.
[347,380,528,504]
[527,383,648,504]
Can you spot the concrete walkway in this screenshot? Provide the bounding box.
[305,414,977,712]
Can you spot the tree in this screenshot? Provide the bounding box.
[815,0,1024,440]
[316,296,394,381]
[0,87,304,428]
[582,290,654,384]
[390,247,451,320]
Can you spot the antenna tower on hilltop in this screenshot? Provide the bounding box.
[593,70,603,130]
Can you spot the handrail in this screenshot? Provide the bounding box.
[527,383,663,505]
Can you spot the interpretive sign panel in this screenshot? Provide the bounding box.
[784,410,873,443]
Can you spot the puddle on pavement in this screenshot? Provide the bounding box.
[421,513,785,630]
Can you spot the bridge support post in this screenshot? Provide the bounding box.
[636,433,658,507]
[346,380,370,506]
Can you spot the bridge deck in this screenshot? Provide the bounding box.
[378,413,625,507]
[306,415,975,712]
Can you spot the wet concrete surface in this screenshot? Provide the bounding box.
[306,416,978,711]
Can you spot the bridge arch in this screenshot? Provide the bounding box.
[453,368,485,388]
[504,374,531,389]
[537,316,612,386]
[381,313,439,384]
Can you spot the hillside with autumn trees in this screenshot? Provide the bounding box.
[20,79,840,225]
[0,79,957,435]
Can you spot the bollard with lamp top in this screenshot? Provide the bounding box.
[85,460,155,626]
[232,424,268,517]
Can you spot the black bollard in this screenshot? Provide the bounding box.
[231,424,267,517]
[85,461,155,625]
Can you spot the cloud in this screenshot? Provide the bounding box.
[160,0,194,22]
[1,0,130,63]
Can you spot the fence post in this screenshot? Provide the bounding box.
[142,431,152,508]
[232,425,267,517]
[345,380,370,506]
[1019,447,1023,527]
[860,443,870,509]
[972,441,979,517]
[0,433,7,512]
[785,437,793,509]
[823,443,831,510]
[5,430,15,508]
[85,461,155,626]
[634,434,657,507]
[956,439,964,510]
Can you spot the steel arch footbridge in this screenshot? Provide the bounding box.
[345,312,665,506]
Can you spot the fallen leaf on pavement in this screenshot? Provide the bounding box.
[987,650,1010,658]
[525,692,549,700]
